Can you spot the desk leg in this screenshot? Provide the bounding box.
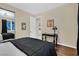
[42,35,43,41]
[45,36,46,41]
[56,35,58,47]
[53,37,55,46]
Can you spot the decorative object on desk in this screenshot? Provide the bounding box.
[47,19,54,27]
[53,26,57,34]
[53,26,57,30]
[21,22,26,30]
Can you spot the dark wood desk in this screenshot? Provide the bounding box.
[42,33,58,46]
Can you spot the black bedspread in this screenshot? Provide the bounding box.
[10,37,57,56]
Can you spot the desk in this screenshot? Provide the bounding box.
[42,33,58,46]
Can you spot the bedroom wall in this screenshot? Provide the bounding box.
[0,3,78,49]
[37,3,78,48]
[0,3,32,39]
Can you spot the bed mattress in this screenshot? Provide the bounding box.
[0,42,26,56]
[0,37,57,56]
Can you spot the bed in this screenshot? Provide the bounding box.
[0,37,57,56]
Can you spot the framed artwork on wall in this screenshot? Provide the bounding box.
[47,19,54,27]
[21,22,26,30]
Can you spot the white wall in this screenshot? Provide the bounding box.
[37,3,78,48]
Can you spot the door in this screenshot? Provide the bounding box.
[36,16,42,39]
[30,17,37,38]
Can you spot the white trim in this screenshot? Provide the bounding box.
[58,42,77,49]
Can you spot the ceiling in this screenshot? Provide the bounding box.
[8,3,65,15]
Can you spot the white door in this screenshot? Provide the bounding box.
[36,17,42,39]
[30,17,37,38]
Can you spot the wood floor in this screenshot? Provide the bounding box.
[56,45,77,56]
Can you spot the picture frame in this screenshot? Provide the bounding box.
[21,22,26,30]
[47,19,54,27]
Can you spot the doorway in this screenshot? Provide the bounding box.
[30,16,37,38]
[30,16,42,39]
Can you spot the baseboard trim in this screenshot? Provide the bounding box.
[58,42,77,49]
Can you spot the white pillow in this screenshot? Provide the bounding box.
[0,34,3,40]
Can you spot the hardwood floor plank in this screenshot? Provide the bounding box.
[56,44,77,56]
